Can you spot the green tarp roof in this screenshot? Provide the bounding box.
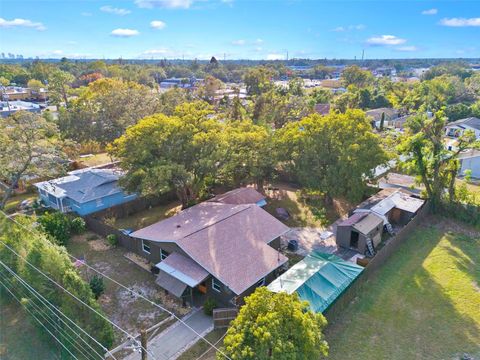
[267,251,363,313]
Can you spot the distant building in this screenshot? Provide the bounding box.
[2,86,48,101]
[445,117,480,140]
[366,107,400,127]
[34,168,137,216]
[0,100,41,118]
[159,77,203,90]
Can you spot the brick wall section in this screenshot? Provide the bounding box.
[324,202,430,322]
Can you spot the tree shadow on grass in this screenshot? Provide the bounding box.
[326,218,480,360]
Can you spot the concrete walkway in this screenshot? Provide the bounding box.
[124,308,213,360]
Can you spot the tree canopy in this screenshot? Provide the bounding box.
[221,287,328,360]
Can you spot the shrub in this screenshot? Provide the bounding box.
[70,217,86,234]
[38,212,71,245]
[106,234,118,246]
[89,275,105,300]
[203,298,217,316]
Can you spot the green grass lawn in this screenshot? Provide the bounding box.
[326,216,480,360]
[3,192,38,214]
[0,295,57,360]
[76,152,113,167]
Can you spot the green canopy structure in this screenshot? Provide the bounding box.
[267,251,363,313]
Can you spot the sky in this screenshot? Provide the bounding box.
[0,0,479,60]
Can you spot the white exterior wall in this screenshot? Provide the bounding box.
[460,156,480,178]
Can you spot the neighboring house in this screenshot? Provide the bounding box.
[159,77,203,90]
[458,149,480,178]
[129,189,290,306]
[2,86,48,102]
[445,117,480,140]
[377,172,422,195]
[34,168,137,216]
[268,251,364,313]
[336,188,425,255]
[314,103,331,116]
[0,100,41,118]
[366,107,400,125]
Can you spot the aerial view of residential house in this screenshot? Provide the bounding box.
[366,107,400,124]
[445,117,480,140]
[34,168,137,216]
[335,188,425,255]
[267,251,364,313]
[129,188,290,306]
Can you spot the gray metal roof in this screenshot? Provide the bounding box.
[35,168,123,203]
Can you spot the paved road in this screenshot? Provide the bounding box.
[124,308,213,360]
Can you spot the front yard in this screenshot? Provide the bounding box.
[66,231,186,344]
[326,216,480,360]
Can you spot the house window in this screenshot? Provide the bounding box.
[142,240,151,254]
[160,249,169,261]
[257,277,266,287]
[212,278,221,293]
[96,198,103,207]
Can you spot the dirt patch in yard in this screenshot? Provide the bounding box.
[67,231,189,344]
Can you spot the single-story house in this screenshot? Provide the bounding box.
[207,187,267,207]
[130,189,290,306]
[366,107,400,126]
[267,251,363,313]
[34,168,137,216]
[458,149,480,178]
[445,117,480,140]
[336,212,384,255]
[0,100,41,118]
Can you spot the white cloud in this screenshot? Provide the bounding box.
[100,6,131,16]
[255,38,264,44]
[422,8,438,15]
[396,46,418,52]
[81,12,92,17]
[231,39,246,45]
[134,0,193,9]
[440,17,480,27]
[143,48,170,55]
[332,24,365,32]
[0,17,46,31]
[266,53,284,60]
[52,50,63,55]
[110,28,139,37]
[150,20,167,29]
[366,35,406,46]
[254,47,263,52]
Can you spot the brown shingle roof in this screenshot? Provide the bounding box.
[132,202,290,295]
[208,187,266,205]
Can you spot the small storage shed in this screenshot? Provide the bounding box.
[267,252,363,313]
[336,212,384,254]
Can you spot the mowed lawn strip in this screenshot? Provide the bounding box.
[326,217,480,360]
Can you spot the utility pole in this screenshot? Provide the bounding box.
[140,329,148,360]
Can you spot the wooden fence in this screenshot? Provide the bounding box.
[213,308,238,329]
[324,202,431,322]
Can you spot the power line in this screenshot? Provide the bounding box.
[0,273,98,360]
[0,277,80,360]
[0,211,231,360]
[0,235,158,360]
[0,259,112,360]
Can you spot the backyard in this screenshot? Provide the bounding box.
[263,183,353,228]
[105,200,182,230]
[66,231,185,345]
[325,216,480,360]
